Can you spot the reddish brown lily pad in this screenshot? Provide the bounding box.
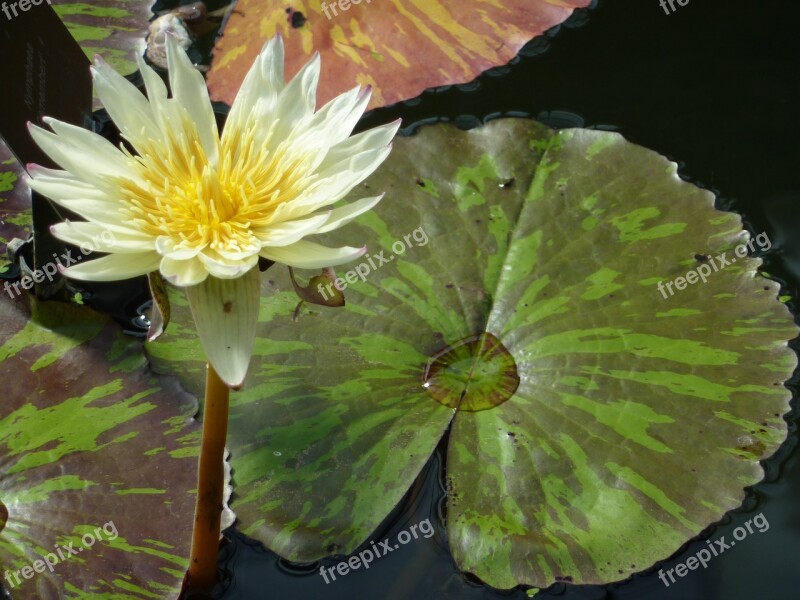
[207,0,592,109]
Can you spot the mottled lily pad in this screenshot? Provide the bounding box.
[0,296,200,599]
[207,0,592,110]
[52,0,154,76]
[147,119,798,589]
[0,139,32,271]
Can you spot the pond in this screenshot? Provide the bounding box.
[0,0,798,599]
[219,1,800,599]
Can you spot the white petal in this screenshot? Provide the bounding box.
[166,34,219,166]
[61,252,161,281]
[27,167,110,202]
[223,36,284,144]
[254,212,330,247]
[92,56,160,148]
[160,256,209,286]
[213,242,262,262]
[156,235,204,260]
[49,198,147,234]
[137,54,177,143]
[290,85,364,150]
[319,119,400,173]
[260,34,286,93]
[138,53,169,113]
[278,86,371,176]
[197,252,259,279]
[313,194,383,234]
[26,164,66,178]
[29,120,131,184]
[324,86,372,146]
[278,144,393,218]
[266,53,321,147]
[259,240,366,269]
[185,268,261,387]
[51,221,153,253]
[316,144,393,197]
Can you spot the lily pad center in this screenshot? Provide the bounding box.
[422,332,519,411]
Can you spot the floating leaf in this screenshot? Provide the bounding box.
[0,296,202,599]
[147,119,797,589]
[207,0,593,110]
[52,0,154,76]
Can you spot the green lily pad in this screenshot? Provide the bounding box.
[52,0,154,76]
[0,296,202,599]
[0,139,32,272]
[147,119,798,589]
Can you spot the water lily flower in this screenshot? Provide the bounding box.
[26,35,400,387]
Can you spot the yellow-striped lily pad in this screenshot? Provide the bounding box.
[207,0,593,111]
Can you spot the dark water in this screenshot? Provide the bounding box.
[20,0,793,597]
[212,1,800,599]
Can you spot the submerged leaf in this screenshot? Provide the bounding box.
[207,0,592,110]
[148,119,797,589]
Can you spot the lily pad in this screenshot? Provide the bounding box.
[0,296,201,599]
[147,119,798,589]
[207,0,592,110]
[52,0,154,76]
[0,140,32,273]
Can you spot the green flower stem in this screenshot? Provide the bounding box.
[187,363,229,590]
